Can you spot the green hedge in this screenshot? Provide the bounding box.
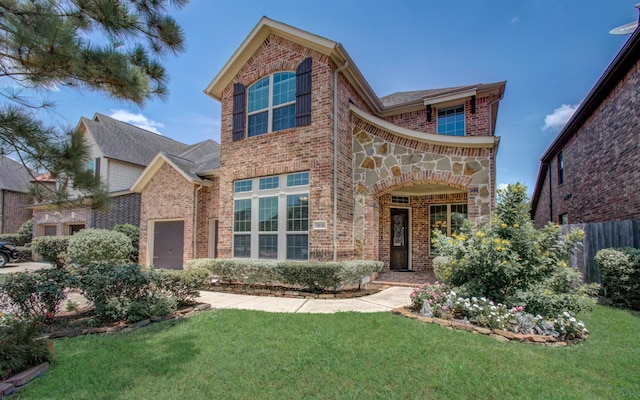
[595,247,640,310]
[186,259,382,293]
[31,236,70,268]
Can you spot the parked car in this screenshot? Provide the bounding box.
[0,242,19,267]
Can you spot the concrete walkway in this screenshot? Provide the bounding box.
[197,286,413,313]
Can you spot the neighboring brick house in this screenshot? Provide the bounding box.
[530,24,640,228]
[194,17,505,271]
[0,155,33,233]
[31,114,214,248]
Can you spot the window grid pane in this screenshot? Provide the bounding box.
[287,234,308,260]
[259,176,279,190]
[272,104,295,132]
[259,197,278,232]
[233,199,251,232]
[259,235,278,259]
[234,180,252,193]
[437,105,465,136]
[248,111,268,137]
[248,77,269,112]
[287,172,310,187]
[450,204,468,235]
[233,235,251,258]
[287,194,309,231]
[272,72,296,106]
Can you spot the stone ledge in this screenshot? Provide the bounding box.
[392,306,583,346]
[205,284,379,299]
[1,362,49,396]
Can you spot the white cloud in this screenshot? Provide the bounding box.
[109,109,164,134]
[542,104,579,132]
[497,183,509,191]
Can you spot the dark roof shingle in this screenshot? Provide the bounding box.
[0,155,32,193]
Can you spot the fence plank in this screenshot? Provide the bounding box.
[560,220,640,284]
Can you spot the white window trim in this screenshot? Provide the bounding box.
[247,72,296,136]
[233,173,309,260]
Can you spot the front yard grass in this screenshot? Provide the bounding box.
[16,305,640,399]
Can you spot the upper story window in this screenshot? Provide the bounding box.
[437,105,465,136]
[232,58,312,141]
[248,72,296,137]
[557,152,564,184]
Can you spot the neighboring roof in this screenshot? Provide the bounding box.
[82,113,190,166]
[130,140,220,193]
[530,25,640,215]
[0,155,32,193]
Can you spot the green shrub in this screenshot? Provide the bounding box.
[17,219,34,245]
[0,316,54,380]
[187,259,382,293]
[432,182,598,315]
[0,234,21,246]
[596,247,640,310]
[16,245,32,262]
[113,224,139,262]
[0,268,70,318]
[67,229,133,266]
[31,236,69,268]
[153,268,210,305]
[73,263,176,322]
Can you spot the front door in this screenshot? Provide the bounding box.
[390,208,409,270]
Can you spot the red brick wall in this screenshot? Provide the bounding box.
[1,190,32,234]
[533,59,640,228]
[217,34,370,261]
[139,163,195,266]
[196,178,219,259]
[382,95,491,136]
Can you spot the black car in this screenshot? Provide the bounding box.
[0,242,19,267]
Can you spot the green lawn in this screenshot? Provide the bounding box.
[16,305,640,399]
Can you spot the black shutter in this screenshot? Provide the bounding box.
[295,57,312,127]
[232,83,245,141]
[470,95,476,114]
[426,105,432,122]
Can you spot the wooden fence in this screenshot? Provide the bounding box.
[560,220,640,284]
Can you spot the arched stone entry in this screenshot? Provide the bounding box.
[352,113,496,271]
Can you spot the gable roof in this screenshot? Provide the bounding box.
[81,113,190,166]
[530,25,640,215]
[380,81,506,109]
[130,139,220,193]
[0,155,32,193]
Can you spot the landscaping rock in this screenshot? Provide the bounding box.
[475,327,492,335]
[490,334,510,342]
[0,382,15,397]
[451,321,475,332]
[4,363,48,387]
[128,319,151,329]
[433,318,451,327]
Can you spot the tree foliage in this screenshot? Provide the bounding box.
[0,0,187,207]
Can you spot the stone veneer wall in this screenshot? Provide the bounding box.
[33,207,91,237]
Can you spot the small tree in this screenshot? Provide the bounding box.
[432,183,598,317]
[67,229,132,266]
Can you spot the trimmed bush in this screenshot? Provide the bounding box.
[73,263,177,322]
[113,224,139,262]
[0,268,71,318]
[186,258,383,292]
[596,247,640,310]
[17,218,34,245]
[67,229,133,266]
[31,236,69,268]
[153,268,210,305]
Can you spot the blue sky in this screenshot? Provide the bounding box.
[45,0,638,194]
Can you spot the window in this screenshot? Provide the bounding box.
[247,72,296,137]
[391,196,410,205]
[42,225,57,236]
[233,172,310,260]
[430,203,468,254]
[437,105,465,136]
[232,58,312,141]
[87,158,100,178]
[557,152,564,184]
[560,213,569,225]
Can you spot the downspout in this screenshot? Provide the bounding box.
[333,61,349,262]
[194,183,203,259]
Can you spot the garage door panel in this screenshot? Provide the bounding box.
[153,221,184,269]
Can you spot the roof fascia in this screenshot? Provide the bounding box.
[350,104,498,149]
[130,153,210,193]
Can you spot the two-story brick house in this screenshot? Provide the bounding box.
[188,17,505,271]
[530,23,640,228]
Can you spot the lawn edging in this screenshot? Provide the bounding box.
[392,306,586,346]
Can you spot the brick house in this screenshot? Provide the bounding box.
[177,17,506,271]
[0,155,33,234]
[31,113,216,245]
[530,24,640,228]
